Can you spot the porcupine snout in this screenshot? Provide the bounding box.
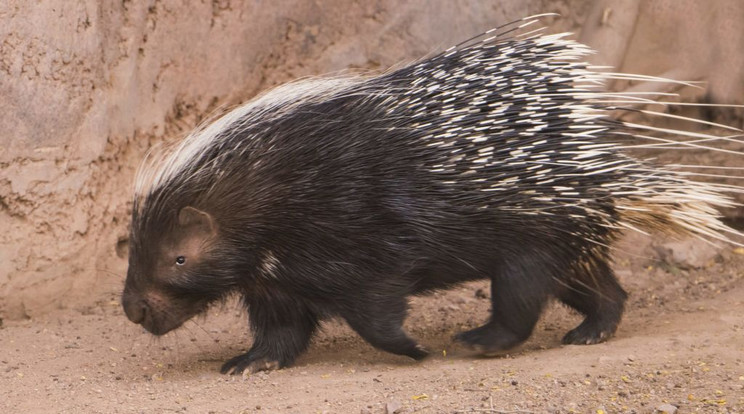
[121,287,184,335]
[121,287,147,325]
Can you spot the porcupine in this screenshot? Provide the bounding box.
[122,16,743,375]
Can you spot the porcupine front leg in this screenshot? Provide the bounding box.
[340,292,429,361]
[221,293,319,375]
[455,256,551,353]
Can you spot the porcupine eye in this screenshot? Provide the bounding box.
[175,256,186,265]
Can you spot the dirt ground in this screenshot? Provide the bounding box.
[1,234,743,414]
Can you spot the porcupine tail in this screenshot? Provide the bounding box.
[462,14,744,245]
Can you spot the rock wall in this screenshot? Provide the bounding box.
[1,0,742,320]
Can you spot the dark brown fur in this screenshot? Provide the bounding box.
[122,28,734,375]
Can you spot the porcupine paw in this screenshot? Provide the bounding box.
[453,323,524,356]
[220,352,282,375]
[408,343,431,360]
[561,318,618,345]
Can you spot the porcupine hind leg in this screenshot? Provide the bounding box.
[454,257,552,354]
[340,292,429,361]
[221,293,319,375]
[557,254,627,345]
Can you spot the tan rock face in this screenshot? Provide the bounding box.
[1,0,742,319]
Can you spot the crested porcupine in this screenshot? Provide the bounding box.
[122,16,743,375]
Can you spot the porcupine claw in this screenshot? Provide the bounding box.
[220,352,282,375]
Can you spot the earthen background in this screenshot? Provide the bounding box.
[2,0,743,321]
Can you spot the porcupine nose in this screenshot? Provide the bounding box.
[121,291,147,324]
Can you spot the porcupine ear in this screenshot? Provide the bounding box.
[178,207,217,238]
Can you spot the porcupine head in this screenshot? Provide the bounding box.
[122,202,225,335]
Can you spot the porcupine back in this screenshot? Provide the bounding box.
[125,15,743,373]
[134,20,741,254]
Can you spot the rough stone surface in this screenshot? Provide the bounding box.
[654,239,721,269]
[1,0,743,319]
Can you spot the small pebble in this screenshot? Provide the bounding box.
[655,403,677,414]
[385,400,402,414]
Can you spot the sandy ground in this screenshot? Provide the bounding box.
[2,236,743,414]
